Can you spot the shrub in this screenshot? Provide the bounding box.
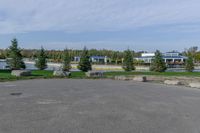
[150,50,166,72]
[185,56,194,72]
[35,47,47,70]
[78,47,92,72]
[62,48,71,71]
[7,38,26,70]
[122,49,135,71]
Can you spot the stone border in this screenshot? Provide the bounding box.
[114,75,200,89]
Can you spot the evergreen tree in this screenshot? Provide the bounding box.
[150,50,167,72]
[7,38,26,70]
[62,48,71,71]
[78,47,92,72]
[35,47,47,70]
[122,49,135,71]
[185,56,194,72]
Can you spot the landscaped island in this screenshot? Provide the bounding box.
[0,69,200,81]
[0,38,200,86]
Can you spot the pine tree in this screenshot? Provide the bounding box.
[78,47,92,72]
[7,38,26,70]
[122,49,135,71]
[62,48,71,71]
[185,56,194,72]
[35,47,47,70]
[150,50,167,72]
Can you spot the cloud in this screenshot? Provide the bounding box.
[0,0,200,34]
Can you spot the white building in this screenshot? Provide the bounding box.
[74,56,81,62]
[135,52,187,64]
[74,56,109,64]
[90,56,108,64]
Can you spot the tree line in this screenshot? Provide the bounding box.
[0,43,143,64]
[1,38,197,72]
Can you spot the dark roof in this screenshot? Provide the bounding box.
[74,56,106,59]
[163,56,187,59]
[137,56,187,59]
[165,52,180,54]
[136,56,154,59]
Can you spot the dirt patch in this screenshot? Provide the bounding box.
[10,92,22,96]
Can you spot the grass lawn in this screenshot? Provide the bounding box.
[32,70,86,79]
[0,70,86,82]
[0,70,200,82]
[0,70,17,81]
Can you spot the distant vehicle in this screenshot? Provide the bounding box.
[0,59,6,62]
[4,65,10,70]
[0,59,11,70]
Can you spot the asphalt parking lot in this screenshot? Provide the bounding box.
[0,79,200,133]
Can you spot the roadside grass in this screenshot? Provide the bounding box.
[31,70,53,77]
[0,69,200,82]
[0,70,53,82]
[0,70,16,81]
[0,70,87,82]
[69,71,86,78]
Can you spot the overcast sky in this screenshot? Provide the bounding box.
[0,0,199,51]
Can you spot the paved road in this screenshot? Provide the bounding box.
[0,79,200,133]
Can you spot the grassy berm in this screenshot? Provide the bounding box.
[0,70,200,82]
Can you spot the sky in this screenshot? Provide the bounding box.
[0,0,200,52]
